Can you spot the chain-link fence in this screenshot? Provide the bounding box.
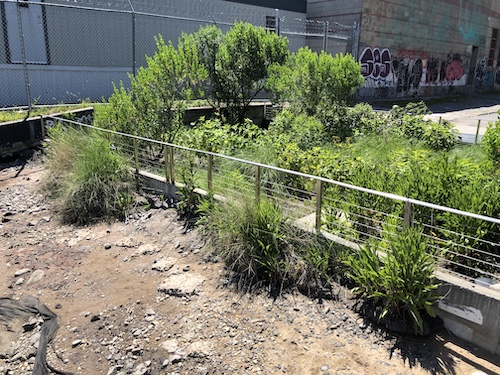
[0,0,356,108]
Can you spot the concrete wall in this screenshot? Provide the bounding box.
[356,0,500,98]
[356,0,497,99]
[307,0,363,27]
[436,271,500,356]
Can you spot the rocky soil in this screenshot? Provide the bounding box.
[0,152,499,375]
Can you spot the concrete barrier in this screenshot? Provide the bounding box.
[436,271,500,355]
[0,107,94,157]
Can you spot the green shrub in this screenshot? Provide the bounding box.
[45,125,133,224]
[178,117,262,154]
[200,196,335,292]
[267,47,363,116]
[318,103,387,142]
[388,102,459,151]
[342,220,440,335]
[482,119,500,164]
[267,109,327,150]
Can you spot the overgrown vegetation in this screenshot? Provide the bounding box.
[342,220,440,335]
[44,125,133,224]
[0,102,94,123]
[267,47,363,115]
[87,21,500,335]
[199,196,335,294]
[482,118,500,164]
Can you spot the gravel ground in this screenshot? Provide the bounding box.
[0,152,499,375]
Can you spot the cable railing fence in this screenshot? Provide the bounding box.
[48,115,500,285]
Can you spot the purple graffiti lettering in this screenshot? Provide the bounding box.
[359,47,392,78]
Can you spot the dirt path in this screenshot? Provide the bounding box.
[1,154,499,375]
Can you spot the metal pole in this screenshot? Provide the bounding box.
[133,138,139,172]
[315,180,323,232]
[127,0,136,76]
[164,144,169,183]
[274,8,280,36]
[475,119,481,144]
[352,21,360,60]
[404,200,412,228]
[323,21,329,52]
[16,0,32,114]
[207,154,213,191]
[169,147,175,183]
[255,165,261,200]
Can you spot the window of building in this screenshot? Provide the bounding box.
[266,15,276,33]
[488,28,498,66]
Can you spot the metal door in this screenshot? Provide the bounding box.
[4,1,48,64]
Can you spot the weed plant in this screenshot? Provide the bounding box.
[199,196,336,294]
[44,125,133,224]
[342,219,440,335]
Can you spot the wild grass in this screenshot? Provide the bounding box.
[0,102,96,123]
[199,195,336,295]
[341,218,440,335]
[44,125,133,225]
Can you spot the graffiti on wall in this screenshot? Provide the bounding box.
[359,47,468,98]
[472,56,500,90]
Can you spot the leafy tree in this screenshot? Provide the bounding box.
[130,35,207,142]
[184,22,289,124]
[181,25,224,109]
[96,35,206,143]
[267,47,364,116]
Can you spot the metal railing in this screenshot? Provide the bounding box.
[48,115,500,283]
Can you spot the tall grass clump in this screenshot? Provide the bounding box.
[44,125,133,224]
[199,196,336,293]
[342,219,441,335]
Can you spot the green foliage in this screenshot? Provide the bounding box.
[200,196,335,291]
[179,25,223,107]
[267,109,327,150]
[267,47,364,116]
[175,157,206,228]
[178,116,263,154]
[343,220,440,335]
[0,102,94,123]
[131,35,206,142]
[184,22,289,124]
[482,118,500,164]
[388,102,459,151]
[94,82,136,134]
[318,103,386,142]
[97,34,206,143]
[44,125,133,225]
[217,22,289,124]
